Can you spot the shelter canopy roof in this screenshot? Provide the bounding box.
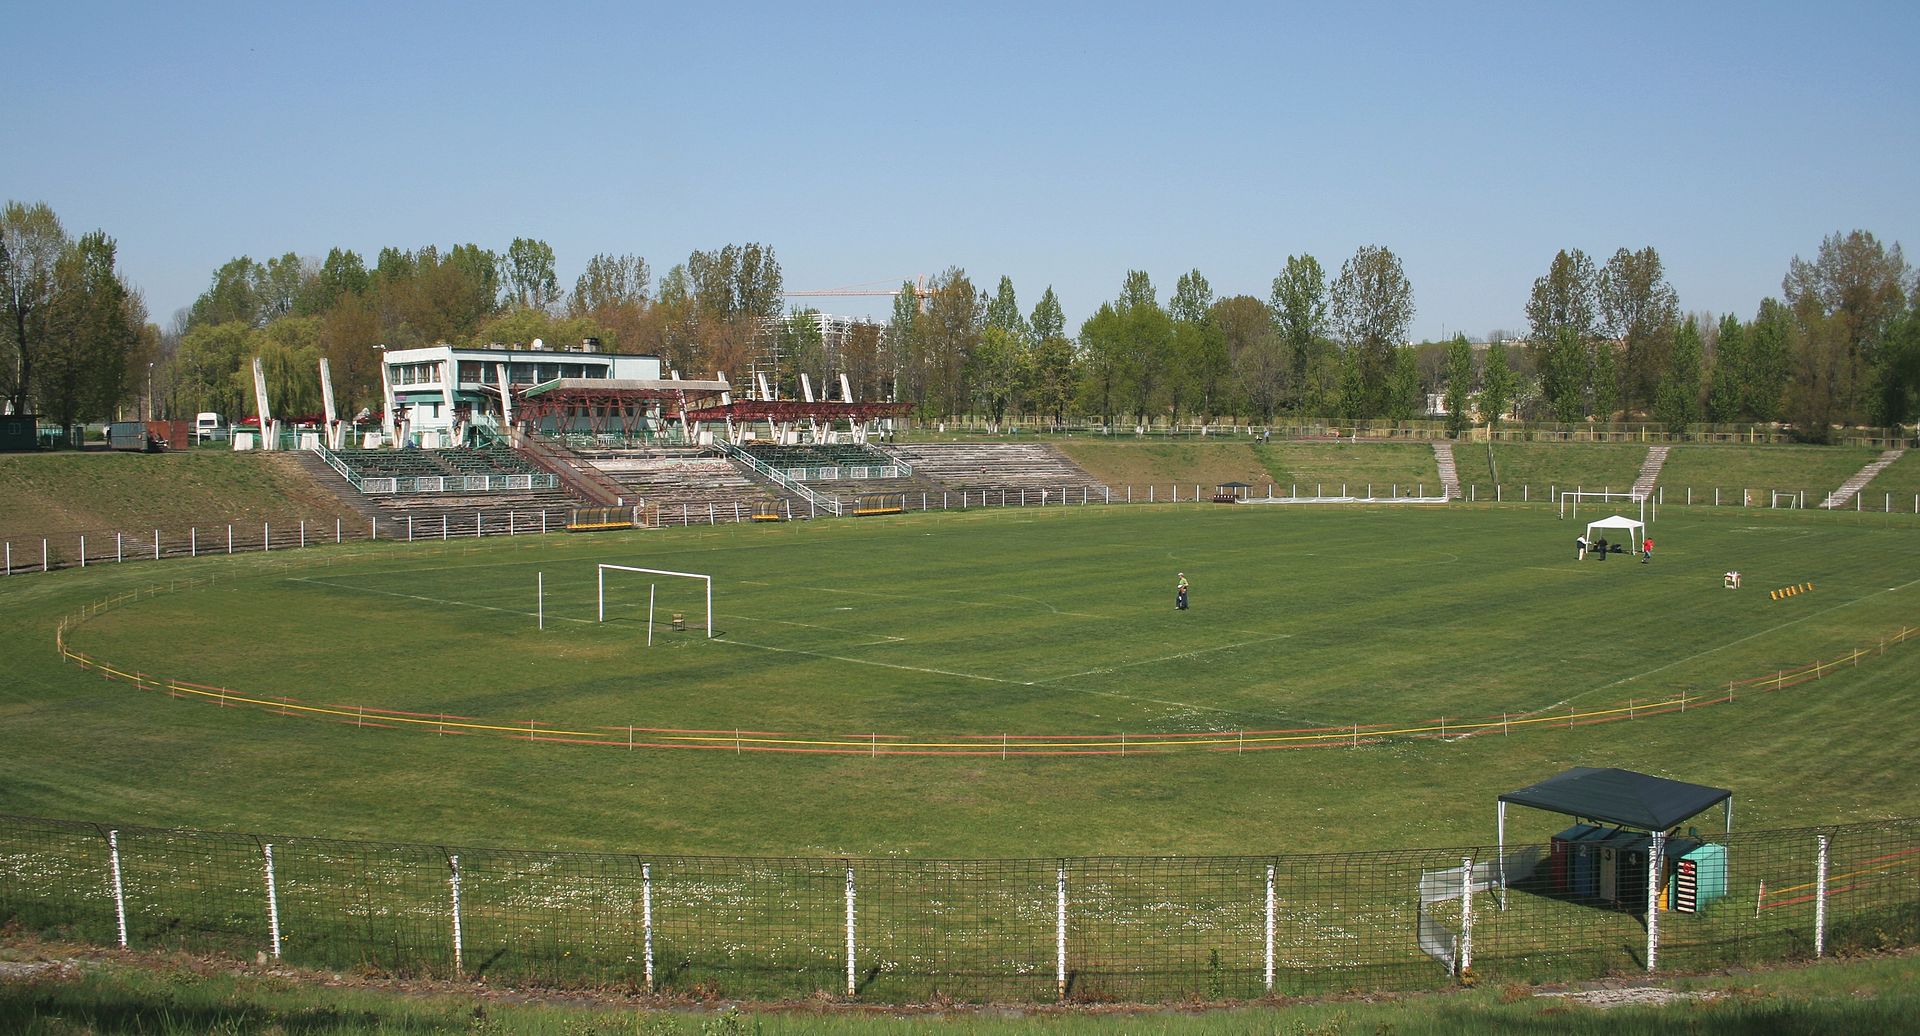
[1498,767,1730,832]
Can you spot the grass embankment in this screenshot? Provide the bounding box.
[6,504,1920,856]
[1658,445,1883,505]
[1057,440,1439,496]
[0,451,362,541]
[3,940,1918,1034]
[1866,448,1920,506]
[1454,443,1646,496]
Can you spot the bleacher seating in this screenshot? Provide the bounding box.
[592,453,772,517]
[890,442,1108,494]
[740,443,900,477]
[331,446,541,485]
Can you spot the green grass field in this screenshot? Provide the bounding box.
[6,500,1920,1004]
[6,501,1920,857]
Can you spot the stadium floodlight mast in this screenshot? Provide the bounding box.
[598,564,713,640]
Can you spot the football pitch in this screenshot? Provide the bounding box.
[11,502,1920,857]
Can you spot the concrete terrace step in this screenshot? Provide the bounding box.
[890,442,1108,493]
[1631,446,1671,501]
[1822,449,1904,509]
[1431,443,1463,500]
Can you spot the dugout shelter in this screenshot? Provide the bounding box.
[1497,767,1732,912]
[1583,514,1645,554]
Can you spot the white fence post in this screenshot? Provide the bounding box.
[845,865,857,997]
[1056,863,1068,1001]
[116,532,122,563]
[263,843,282,958]
[1645,831,1664,972]
[448,853,464,976]
[641,862,655,992]
[1459,856,1474,976]
[107,829,128,948]
[80,535,85,568]
[1815,834,1830,958]
[1264,863,1276,994]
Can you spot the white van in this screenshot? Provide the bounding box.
[195,412,230,442]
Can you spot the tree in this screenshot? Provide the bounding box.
[504,238,561,312]
[299,248,369,316]
[1706,314,1747,422]
[985,276,1028,341]
[172,322,254,420]
[1269,255,1329,409]
[1170,269,1213,324]
[257,252,310,323]
[1526,249,1600,344]
[920,268,981,417]
[1029,286,1065,343]
[1329,245,1414,418]
[1598,247,1680,411]
[188,257,265,330]
[1871,304,1920,433]
[41,231,141,430]
[1538,327,1591,422]
[887,280,922,409]
[0,200,67,414]
[1783,230,1910,423]
[1220,295,1282,421]
[1077,303,1124,425]
[838,320,888,403]
[1654,316,1703,433]
[1745,298,1793,422]
[569,253,650,316]
[1168,269,1226,425]
[1443,334,1473,436]
[968,325,1029,429]
[1028,332,1076,426]
[1590,339,1619,421]
[1480,340,1516,427]
[1113,271,1174,426]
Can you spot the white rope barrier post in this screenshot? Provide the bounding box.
[448,853,464,977]
[1056,863,1068,1001]
[1645,831,1664,973]
[107,829,128,948]
[1815,834,1830,958]
[845,865,857,997]
[641,862,655,992]
[1459,856,1474,978]
[1264,863,1276,994]
[263,843,282,959]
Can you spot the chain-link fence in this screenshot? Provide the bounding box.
[3,814,1914,1003]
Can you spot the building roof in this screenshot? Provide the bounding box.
[518,377,730,398]
[1499,767,1731,831]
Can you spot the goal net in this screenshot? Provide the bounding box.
[1771,491,1803,509]
[597,564,713,640]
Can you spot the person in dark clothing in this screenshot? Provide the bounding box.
[1595,536,1608,560]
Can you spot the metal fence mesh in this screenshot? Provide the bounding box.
[2,814,1914,1003]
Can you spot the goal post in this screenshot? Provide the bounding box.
[1558,490,1646,524]
[597,564,713,638]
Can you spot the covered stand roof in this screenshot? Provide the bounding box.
[1499,767,1730,832]
[683,399,910,422]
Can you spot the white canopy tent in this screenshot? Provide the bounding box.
[1584,514,1644,553]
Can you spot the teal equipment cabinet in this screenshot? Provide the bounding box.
[1669,842,1729,913]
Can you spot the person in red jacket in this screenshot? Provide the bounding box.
[1641,536,1654,564]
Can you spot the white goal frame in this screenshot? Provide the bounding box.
[1558,490,1645,524]
[1772,491,1803,509]
[598,564,713,639]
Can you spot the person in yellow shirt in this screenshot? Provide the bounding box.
[1176,572,1190,610]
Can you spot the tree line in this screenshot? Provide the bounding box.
[5,196,1916,442]
[0,202,157,434]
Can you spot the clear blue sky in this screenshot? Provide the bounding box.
[8,1,1917,341]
